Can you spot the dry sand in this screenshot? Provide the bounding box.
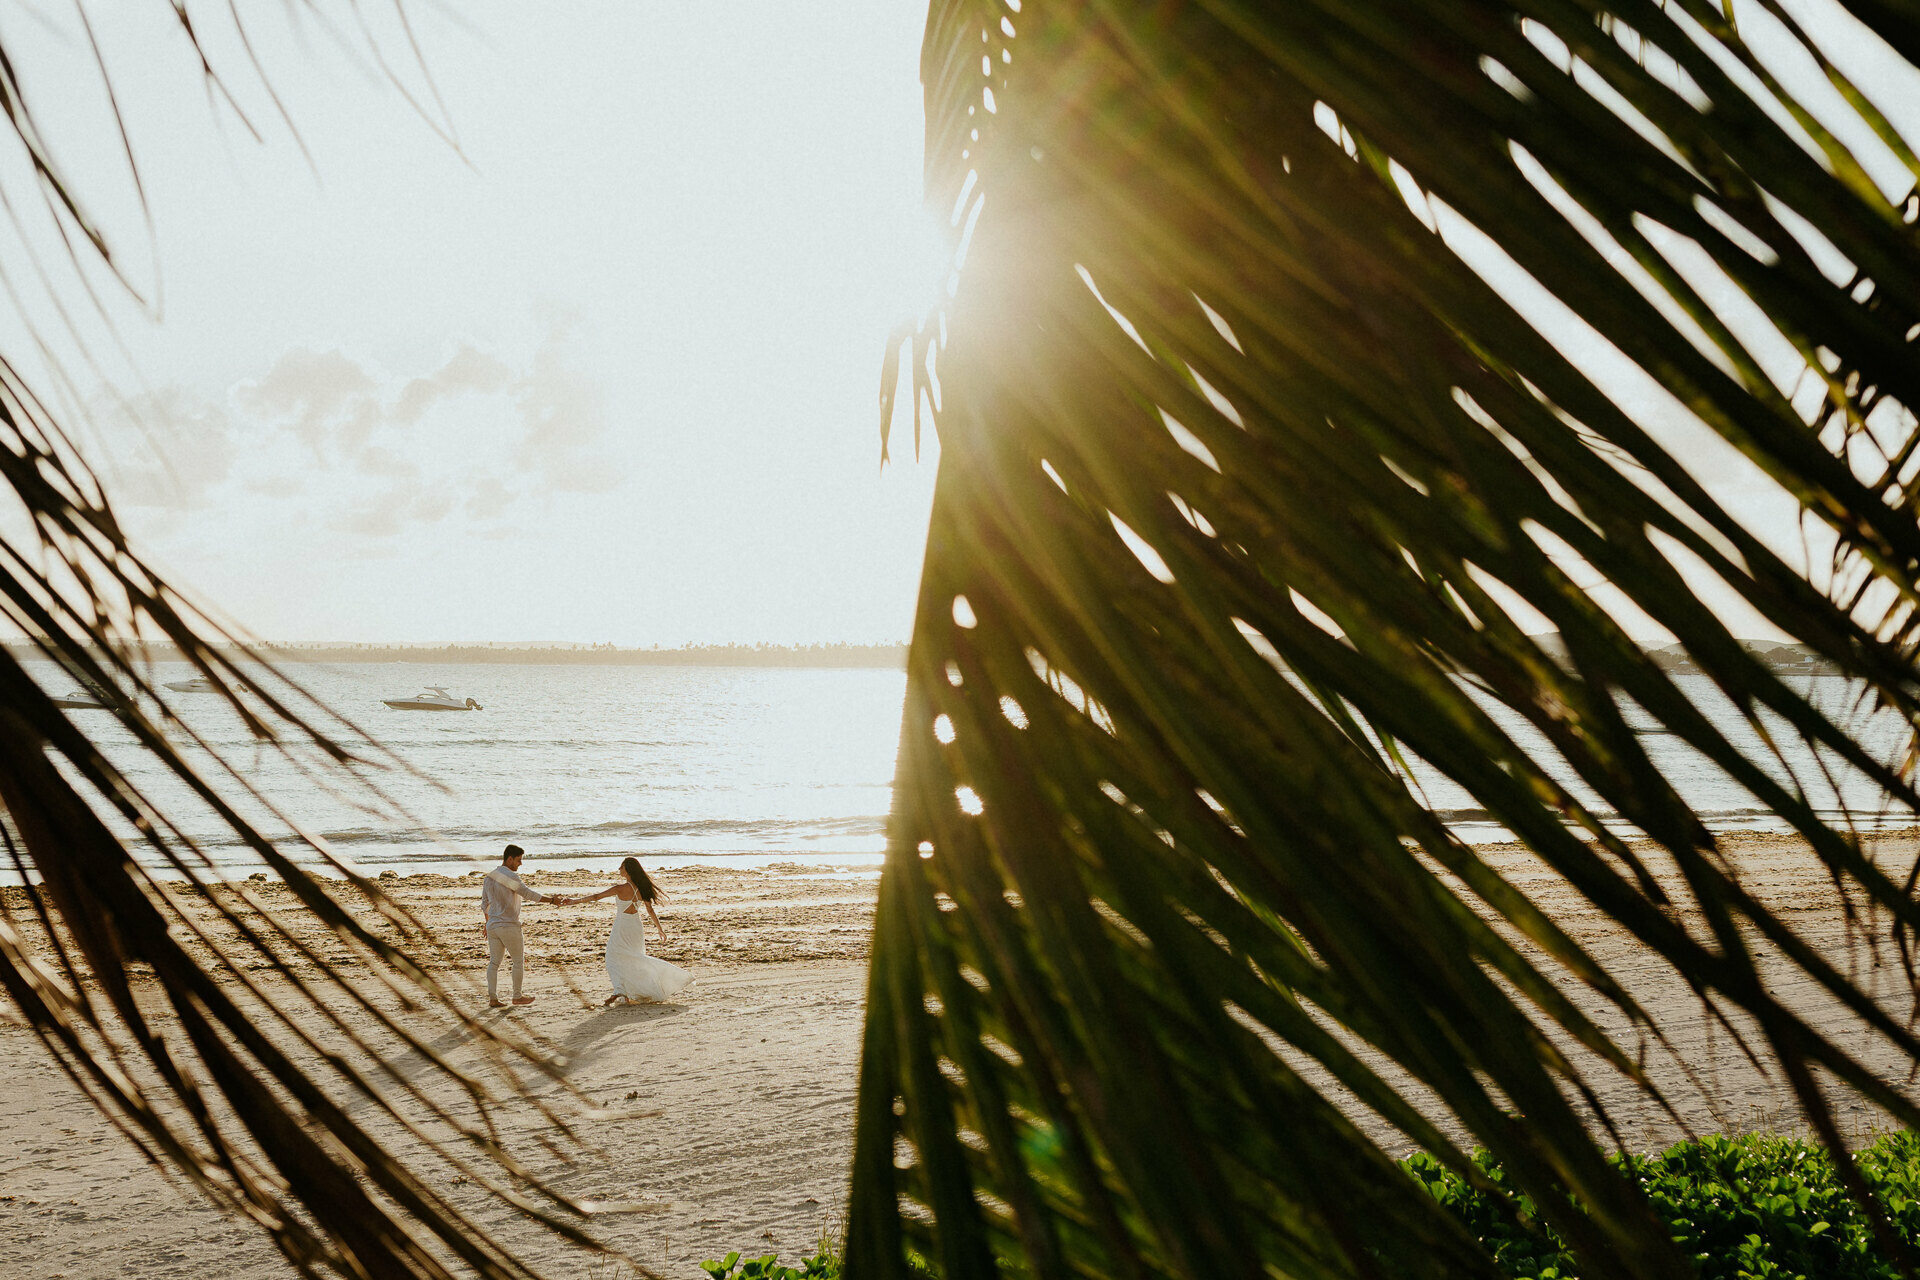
[7,834,1920,1278]
[1397,829,1920,1151]
[3,863,879,1280]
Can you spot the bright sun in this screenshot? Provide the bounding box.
[881,205,962,329]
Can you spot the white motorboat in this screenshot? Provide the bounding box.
[52,690,106,709]
[383,686,483,712]
[164,675,247,694]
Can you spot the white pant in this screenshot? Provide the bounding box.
[487,924,525,1000]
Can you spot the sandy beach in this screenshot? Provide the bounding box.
[8,834,1920,1278]
[3,863,879,1280]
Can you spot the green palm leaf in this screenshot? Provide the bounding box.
[853,3,1920,1278]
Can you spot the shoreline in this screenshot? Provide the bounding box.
[1,862,883,974]
[4,823,1909,891]
[11,642,910,669]
[0,851,889,893]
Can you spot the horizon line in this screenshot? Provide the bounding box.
[3,638,911,650]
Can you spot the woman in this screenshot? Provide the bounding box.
[573,856,693,1005]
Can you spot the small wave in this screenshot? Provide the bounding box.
[583,816,885,837]
[184,813,891,851]
[1428,804,1900,828]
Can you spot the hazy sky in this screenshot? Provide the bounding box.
[0,3,1913,649]
[0,2,940,645]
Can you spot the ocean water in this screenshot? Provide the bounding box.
[17,661,1918,883]
[1411,673,1915,841]
[26,660,905,880]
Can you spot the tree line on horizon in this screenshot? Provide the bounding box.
[6,638,910,667]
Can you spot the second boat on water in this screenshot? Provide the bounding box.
[383,686,483,711]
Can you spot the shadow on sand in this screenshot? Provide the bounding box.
[337,993,688,1121]
[558,999,688,1076]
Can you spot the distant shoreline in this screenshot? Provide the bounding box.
[7,641,909,670]
[5,636,1846,675]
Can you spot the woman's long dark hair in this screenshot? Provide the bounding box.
[620,856,661,903]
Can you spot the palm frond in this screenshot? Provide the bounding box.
[0,8,614,1278]
[854,3,1920,1278]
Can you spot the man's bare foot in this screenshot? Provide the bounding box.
[489,1000,507,1008]
[511,995,536,1006]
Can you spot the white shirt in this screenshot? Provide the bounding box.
[482,865,546,929]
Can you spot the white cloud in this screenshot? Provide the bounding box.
[235,348,381,458]
[174,324,627,540]
[395,345,511,424]
[467,476,513,519]
[94,388,238,513]
[511,319,621,494]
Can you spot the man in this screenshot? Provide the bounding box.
[481,843,571,1008]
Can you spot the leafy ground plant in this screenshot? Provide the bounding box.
[1408,1131,1920,1280]
[727,1132,1920,1278]
[735,1131,1920,1279]
[699,1250,842,1280]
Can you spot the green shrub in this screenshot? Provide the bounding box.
[1407,1130,1920,1279]
[699,1249,840,1280]
[708,1133,1920,1278]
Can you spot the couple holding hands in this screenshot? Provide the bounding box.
[481,843,693,1008]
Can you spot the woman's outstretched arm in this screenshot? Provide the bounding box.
[577,883,622,903]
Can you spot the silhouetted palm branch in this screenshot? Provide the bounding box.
[0,8,608,1279]
[854,3,1920,1278]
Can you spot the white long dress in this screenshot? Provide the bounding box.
[605,902,693,1002]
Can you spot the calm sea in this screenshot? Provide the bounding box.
[26,660,904,881]
[17,661,1916,883]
